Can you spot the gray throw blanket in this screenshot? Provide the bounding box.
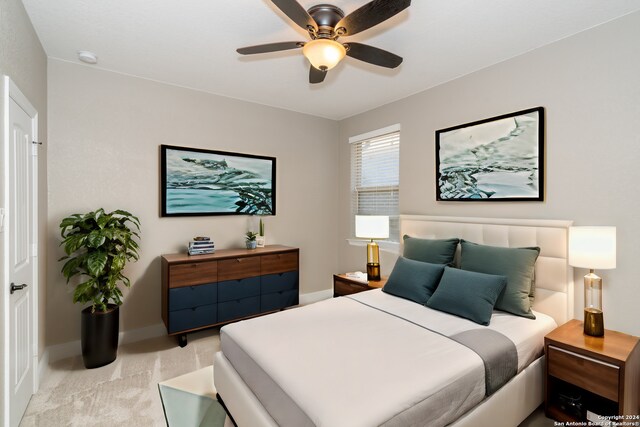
[450,329,518,395]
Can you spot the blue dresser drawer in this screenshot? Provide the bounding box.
[261,271,298,294]
[261,289,298,312]
[218,296,260,323]
[169,283,217,311]
[169,303,217,333]
[218,276,260,302]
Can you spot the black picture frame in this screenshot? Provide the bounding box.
[435,107,544,201]
[160,145,276,216]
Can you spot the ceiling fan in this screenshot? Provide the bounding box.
[237,0,411,84]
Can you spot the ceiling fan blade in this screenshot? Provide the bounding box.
[336,0,411,36]
[346,42,403,68]
[270,0,318,33]
[309,66,327,84]
[237,42,304,55]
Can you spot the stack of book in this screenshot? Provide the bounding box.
[188,236,215,256]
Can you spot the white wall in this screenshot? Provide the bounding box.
[47,60,339,346]
[338,12,640,336]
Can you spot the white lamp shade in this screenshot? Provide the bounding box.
[355,215,389,239]
[302,39,346,71]
[569,226,616,269]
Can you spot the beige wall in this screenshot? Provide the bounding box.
[0,0,48,358]
[46,60,339,346]
[338,11,640,336]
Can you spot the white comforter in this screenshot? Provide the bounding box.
[220,290,556,427]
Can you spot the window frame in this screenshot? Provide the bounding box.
[348,124,401,249]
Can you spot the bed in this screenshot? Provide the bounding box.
[214,216,574,427]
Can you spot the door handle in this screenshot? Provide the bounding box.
[10,283,28,295]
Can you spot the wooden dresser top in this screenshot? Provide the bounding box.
[162,245,298,264]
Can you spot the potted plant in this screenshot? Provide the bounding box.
[59,208,141,369]
[245,231,258,249]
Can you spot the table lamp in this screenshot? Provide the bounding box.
[355,215,389,281]
[568,226,616,337]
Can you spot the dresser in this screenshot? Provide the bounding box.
[161,245,299,346]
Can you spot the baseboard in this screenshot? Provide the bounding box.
[43,321,167,366]
[299,289,332,305]
[37,351,49,391]
[119,322,167,346]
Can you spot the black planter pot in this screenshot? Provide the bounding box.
[81,304,119,369]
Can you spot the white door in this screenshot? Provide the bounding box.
[3,77,38,427]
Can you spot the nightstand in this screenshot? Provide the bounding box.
[544,319,640,423]
[333,274,387,297]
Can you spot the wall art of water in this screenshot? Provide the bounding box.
[165,148,273,214]
[438,111,540,199]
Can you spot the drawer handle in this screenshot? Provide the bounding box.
[549,345,620,369]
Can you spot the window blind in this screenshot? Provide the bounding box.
[351,129,400,241]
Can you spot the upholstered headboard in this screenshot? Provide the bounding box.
[400,215,574,326]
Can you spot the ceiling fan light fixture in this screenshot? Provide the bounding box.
[302,39,346,71]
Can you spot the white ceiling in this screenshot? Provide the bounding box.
[21,0,640,120]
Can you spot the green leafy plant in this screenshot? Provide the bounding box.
[245,231,258,242]
[59,209,141,312]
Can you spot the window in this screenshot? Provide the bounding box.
[350,125,400,242]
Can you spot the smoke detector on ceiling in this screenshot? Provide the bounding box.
[77,51,98,64]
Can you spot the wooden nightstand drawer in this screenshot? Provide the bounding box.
[548,345,619,401]
[335,279,368,296]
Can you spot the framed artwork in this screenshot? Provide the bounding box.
[161,145,276,216]
[436,107,544,201]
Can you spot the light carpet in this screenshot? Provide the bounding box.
[20,329,220,427]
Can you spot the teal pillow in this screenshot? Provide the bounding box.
[460,240,540,319]
[426,267,507,325]
[403,235,460,265]
[382,257,445,304]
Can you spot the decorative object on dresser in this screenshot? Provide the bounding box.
[188,236,215,256]
[355,215,389,280]
[568,226,616,336]
[161,145,276,217]
[161,245,299,347]
[245,231,258,250]
[333,273,387,297]
[59,208,141,369]
[256,217,266,248]
[544,319,640,423]
[436,107,544,201]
